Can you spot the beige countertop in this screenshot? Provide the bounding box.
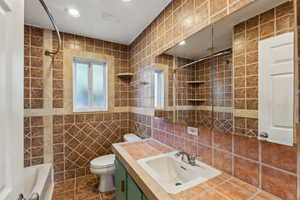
[112,139,281,200]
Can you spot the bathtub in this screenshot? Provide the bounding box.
[24,163,54,200]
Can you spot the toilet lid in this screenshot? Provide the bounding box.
[90,154,115,169]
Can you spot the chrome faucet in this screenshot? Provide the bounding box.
[17,193,39,200]
[175,151,197,166]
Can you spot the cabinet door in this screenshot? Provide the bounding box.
[115,159,127,200]
[142,194,149,200]
[127,175,143,200]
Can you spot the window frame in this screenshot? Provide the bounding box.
[154,69,165,109]
[72,57,108,112]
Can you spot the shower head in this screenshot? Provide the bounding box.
[38,0,61,57]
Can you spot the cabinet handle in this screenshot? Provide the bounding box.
[121,180,125,192]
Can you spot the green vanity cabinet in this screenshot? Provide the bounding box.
[115,159,149,200]
[142,194,149,200]
[127,175,143,200]
[115,159,127,200]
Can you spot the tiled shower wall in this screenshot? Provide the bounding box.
[24,25,132,109]
[24,27,44,109]
[24,116,45,166]
[23,25,136,182]
[175,53,233,128]
[153,53,232,125]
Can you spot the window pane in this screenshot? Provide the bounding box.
[93,64,106,108]
[154,70,164,108]
[76,63,89,108]
[154,72,158,107]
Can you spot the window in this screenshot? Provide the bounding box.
[154,69,164,109]
[73,57,107,112]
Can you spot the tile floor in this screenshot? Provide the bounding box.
[51,169,280,200]
[52,175,115,200]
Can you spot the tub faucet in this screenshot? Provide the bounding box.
[17,194,25,200]
[175,151,196,166]
[17,193,39,200]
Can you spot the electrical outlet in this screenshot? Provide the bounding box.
[187,127,198,136]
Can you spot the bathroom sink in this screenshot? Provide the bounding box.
[137,152,221,194]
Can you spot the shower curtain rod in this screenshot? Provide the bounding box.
[38,0,61,56]
[174,48,232,71]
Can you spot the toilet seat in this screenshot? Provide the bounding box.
[89,134,142,193]
[90,154,115,169]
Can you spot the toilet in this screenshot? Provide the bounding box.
[90,134,142,192]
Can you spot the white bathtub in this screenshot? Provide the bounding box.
[24,163,54,200]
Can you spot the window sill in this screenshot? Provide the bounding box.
[73,107,108,113]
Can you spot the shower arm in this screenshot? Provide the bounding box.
[38,0,61,56]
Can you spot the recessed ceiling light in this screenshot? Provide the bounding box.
[122,0,132,2]
[179,40,186,46]
[66,8,80,18]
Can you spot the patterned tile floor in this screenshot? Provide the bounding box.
[51,171,280,200]
[52,175,115,200]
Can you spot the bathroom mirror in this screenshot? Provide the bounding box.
[153,0,296,146]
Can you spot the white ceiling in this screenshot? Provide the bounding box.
[25,0,171,45]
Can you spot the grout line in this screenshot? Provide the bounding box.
[151,129,298,177]
[247,190,261,200]
[231,127,235,176]
[298,144,300,199]
[257,13,263,190]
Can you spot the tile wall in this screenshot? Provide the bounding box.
[23,0,300,199]
[25,25,132,110]
[152,118,297,200]
[153,52,232,126]
[130,0,299,199]
[24,26,135,183]
[130,0,254,108]
[24,26,44,109]
[233,2,294,137]
[24,116,45,166]
[52,112,131,182]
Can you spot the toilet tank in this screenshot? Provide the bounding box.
[123,134,142,142]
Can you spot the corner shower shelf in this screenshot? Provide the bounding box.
[186,80,206,84]
[117,73,134,78]
[187,99,207,102]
